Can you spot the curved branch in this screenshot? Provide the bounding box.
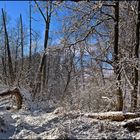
[34,0,47,23]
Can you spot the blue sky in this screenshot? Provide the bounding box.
[0,1,96,46]
[0,1,112,71]
[0,1,63,48]
[0,1,30,27]
[0,1,101,48]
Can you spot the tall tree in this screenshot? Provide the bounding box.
[114,1,123,111]
[33,1,52,96]
[42,1,52,89]
[80,45,85,91]
[20,14,24,71]
[2,8,15,85]
[131,1,140,112]
[15,21,20,75]
[29,1,32,69]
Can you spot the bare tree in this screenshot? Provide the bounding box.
[131,1,140,112]
[113,1,123,111]
[14,20,20,75]
[2,8,15,85]
[20,14,24,71]
[79,44,85,91]
[29,1,32,69]
[33,0,52,96]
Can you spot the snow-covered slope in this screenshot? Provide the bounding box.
[1,108,140,139]
[0,86,140,139]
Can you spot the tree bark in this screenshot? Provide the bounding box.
[15,23,20,75]
[4,30,7,84]
[123,117,140,132]
[33,52,46,98]
[131,1,140,112]
[29,1,32,69]
[114,1,123,111]
[1,56,7,84]
[2,8,15,85]
[33,1,52,95]
[63,47,74,96]
[42,4,51,89]
[85,112,140,121]
[20,14,24,71]
[80,46,85,91]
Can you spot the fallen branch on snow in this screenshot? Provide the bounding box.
[85,111,140,121]
[123,118,140,132]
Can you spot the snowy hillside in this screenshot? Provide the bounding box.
[1,107,140,139]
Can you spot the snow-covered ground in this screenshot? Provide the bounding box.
[1,108,140,139]
[0,85,140,139]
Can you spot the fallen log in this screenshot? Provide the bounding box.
[123,118,140,132]
[85,111,140,121]
[0,87,23,110]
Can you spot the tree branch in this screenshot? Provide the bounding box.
[34,0,47,23]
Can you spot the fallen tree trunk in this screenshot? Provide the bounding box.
[0,87,22,110]
[85,112,140,121]
[123,118,140,132]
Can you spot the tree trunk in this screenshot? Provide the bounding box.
[4,30,7,84]
[80,46,85,91]
[131,1,140,112]
[63,48,74,94]
[123,117,140,132]
[1,56,7,84]
[33,52,46,98]
[33,1,52,96]
[15,24,20,75]
[85,112,140,122]
[20,14,24,71]
[114,2,123,111]
[99,62,105,86]
[42,15,50,89]
[46,52,50,89]
[29,1,32,69]
[2,8,15,85]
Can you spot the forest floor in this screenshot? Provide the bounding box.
[0,86,140,139]
[1,107,140,139]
